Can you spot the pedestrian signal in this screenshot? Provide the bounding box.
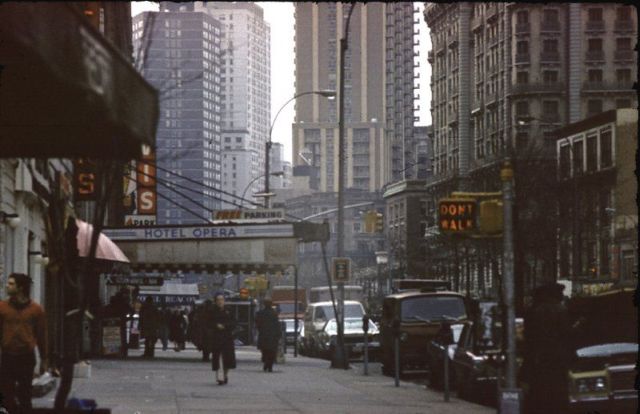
[478,199,503,235]
[438,198,477,234]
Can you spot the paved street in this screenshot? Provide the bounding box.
[34,346,492,414]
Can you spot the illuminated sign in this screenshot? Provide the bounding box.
[438,198,477,234]
[212,209,285,221]
[74,158,100,201]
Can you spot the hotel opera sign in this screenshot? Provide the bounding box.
[438,198,477,234]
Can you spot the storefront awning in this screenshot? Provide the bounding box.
[0,3,158,159]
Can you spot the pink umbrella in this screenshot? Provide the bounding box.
[76,219,129,263]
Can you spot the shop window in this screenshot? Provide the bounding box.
[586,134,597,172]
[587,99,603,116]
[600,129,612,168]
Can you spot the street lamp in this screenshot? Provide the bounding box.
[241,171,284,208]
[0,211,21,228]
[264,89,336,208]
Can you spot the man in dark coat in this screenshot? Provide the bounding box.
[139,297,161,358]
[211,293,236,385]
[255,298,281,372]
[523,283,571,414]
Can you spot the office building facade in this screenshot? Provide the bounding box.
[133,9,223,223]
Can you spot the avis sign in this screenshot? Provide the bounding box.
[439,198,477,234]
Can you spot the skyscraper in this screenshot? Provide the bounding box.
[133,8,223,224]
[198,2,271,208]
[293,3,420,193]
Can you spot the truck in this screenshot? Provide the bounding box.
[271,286,307,345]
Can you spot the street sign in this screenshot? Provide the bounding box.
[438,198,477,234]
[332,257,351,283]
[106,275,164,286]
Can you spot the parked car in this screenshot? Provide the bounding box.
[451,317,524,402]
[379,291,468,375]
[315,317,380,360]
[283,318,302,345]
[563,288,637,414]
[426,323,465,389]
[302,301,376,358]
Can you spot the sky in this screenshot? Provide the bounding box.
[131,2,431,162]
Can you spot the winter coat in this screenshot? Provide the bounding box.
[139,302,161,339]
[210,306,236,350]
[255,307,281,352]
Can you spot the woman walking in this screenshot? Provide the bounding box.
[255,298,281,372]
[210,293,236,385]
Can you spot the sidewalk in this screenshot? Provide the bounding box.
[33,346,493,414]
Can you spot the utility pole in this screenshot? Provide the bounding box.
[334,2,356,369]
[500,159,522,413]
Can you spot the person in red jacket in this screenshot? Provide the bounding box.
[0,273,48,414]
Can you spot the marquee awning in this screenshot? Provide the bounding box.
[0,3,158,159]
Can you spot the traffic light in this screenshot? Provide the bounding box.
[82,2,101,28]
[478,199,503,235]
[375,212,384,233]
[363,210,377,233]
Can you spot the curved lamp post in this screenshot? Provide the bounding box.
[264,89,336,207]
[242,171,284,208]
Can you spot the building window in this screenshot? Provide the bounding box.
[516,101,529,116]
[516,40,528,55]
[516,132,529,149]
[588,8,603,22]
[616,37,631,50]
[616,68,631,82]
[616,99,631,109]
[517,10,529,24]
[586,134,597,172]
[543,9,559,24]
[542,100,559,121]
[617,6,632,21]
[543,39,558,53]
[516,71,529,84]
[587,99,602,116]
[559,145,571,179]
[600,129,612,168]
[588,38,602,51]
[573,140,584,175]
[543,70,558,83]
[588,69,603,82]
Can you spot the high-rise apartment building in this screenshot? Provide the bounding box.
[424,3,637,186]
[133,8,223,224]
[198,2,271,208]
[293,3,420,193]
[423,3,637,295]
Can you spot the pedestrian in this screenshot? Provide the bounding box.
[199,300,214,362]
[522,282,571,414]
[210,293,236,385]
[0,273,48,414]
[159,308,170,351]
[139,297,161,358]
[255,298,281,372]
[178,309,188,350]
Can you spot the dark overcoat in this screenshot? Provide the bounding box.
[211,306,236,370]
[139,301,161,339]
[255,307,281,352]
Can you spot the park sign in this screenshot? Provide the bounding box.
[438,198,477,234]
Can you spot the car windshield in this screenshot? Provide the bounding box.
[319,304,363,320]
[401,296,466,322]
